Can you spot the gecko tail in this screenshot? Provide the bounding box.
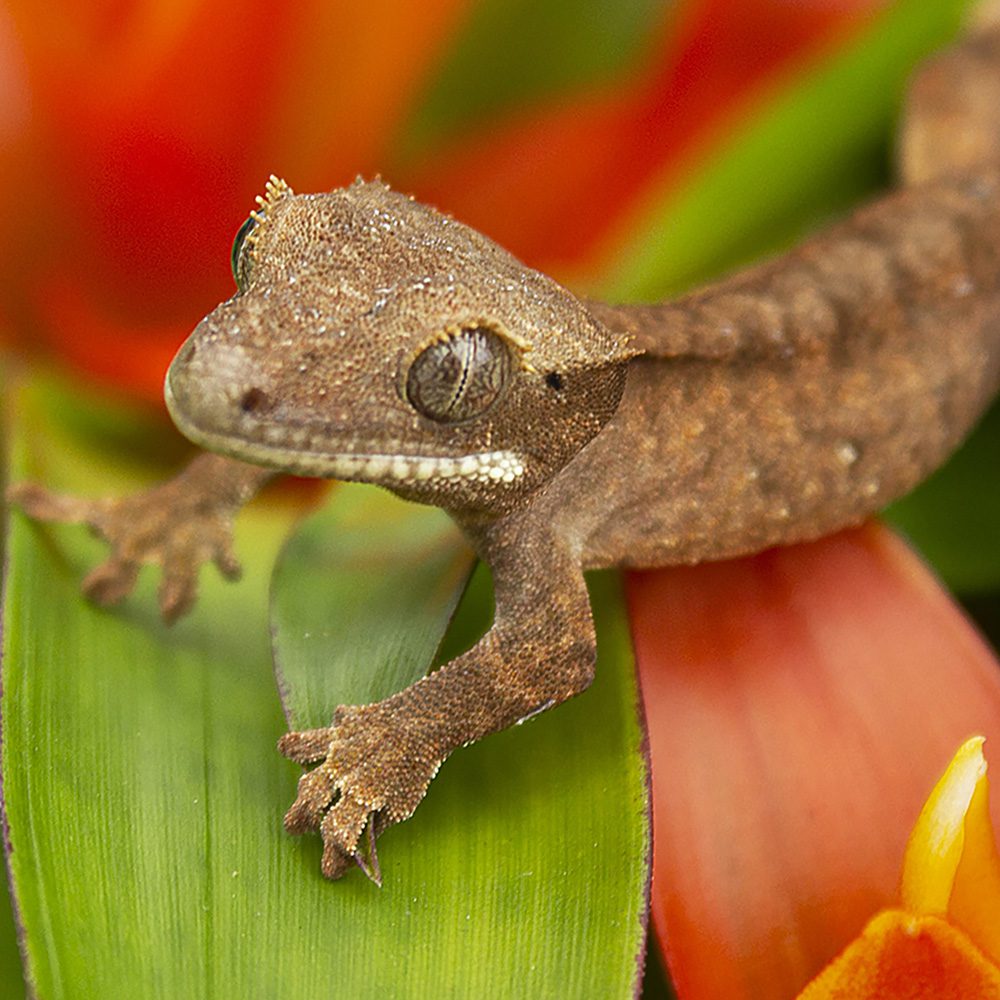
[897,2,1000,186]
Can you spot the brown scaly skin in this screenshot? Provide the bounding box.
[10,18,1000,881]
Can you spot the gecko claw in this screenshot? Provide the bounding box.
[355,817,383,886]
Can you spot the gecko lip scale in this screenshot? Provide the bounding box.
[165,376,526,484]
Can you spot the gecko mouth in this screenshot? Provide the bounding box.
[165,378,526,485]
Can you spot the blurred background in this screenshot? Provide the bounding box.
[0,0,926,405]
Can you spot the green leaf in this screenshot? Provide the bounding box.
[271,486,650,996]
[2,378,649,998]
[885,398,1000,595]
[271,483,476,726]
[2,379,294,998]
[0,888,24,1000]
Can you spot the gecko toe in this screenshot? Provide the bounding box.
[7,483,99,525]
[320,841,353,880]
[158,569,198,625]
[83,558,140,607]
[284,766,337,833]
[212,543,243,581]
[277,727,334,764]
[319,795,370,880]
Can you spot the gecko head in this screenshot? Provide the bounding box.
[165,176,635,513]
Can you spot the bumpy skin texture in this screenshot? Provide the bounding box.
[581,168,1000,568]
[10,20,1000,880]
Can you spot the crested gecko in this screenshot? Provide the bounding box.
[11,16,1000,882]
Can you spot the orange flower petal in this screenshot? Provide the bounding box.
[627,523,1000,999]
[266,0,473,187]
[797,911,1000,1000]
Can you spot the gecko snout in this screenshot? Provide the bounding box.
[165,329,278,441]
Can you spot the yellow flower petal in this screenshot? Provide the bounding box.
[949,762,1000,964]
[900,736,988,915]
[797,911,1000,1000]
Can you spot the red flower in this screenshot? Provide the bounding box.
[630,526,1000,997]
[0,0,473,399]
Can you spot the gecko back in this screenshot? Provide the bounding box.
[571,13,1000,569]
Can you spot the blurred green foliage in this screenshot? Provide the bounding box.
[403,0,669,153]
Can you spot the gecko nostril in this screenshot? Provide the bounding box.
[239,387,271,414]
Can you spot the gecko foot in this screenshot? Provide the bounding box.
[278,704,443,882]
[7,480,242,624]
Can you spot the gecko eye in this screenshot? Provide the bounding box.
[406,325,513,423]
[230,215,257,293]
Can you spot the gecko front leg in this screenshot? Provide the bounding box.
[278,521,595,881]
[8,453,273,622]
